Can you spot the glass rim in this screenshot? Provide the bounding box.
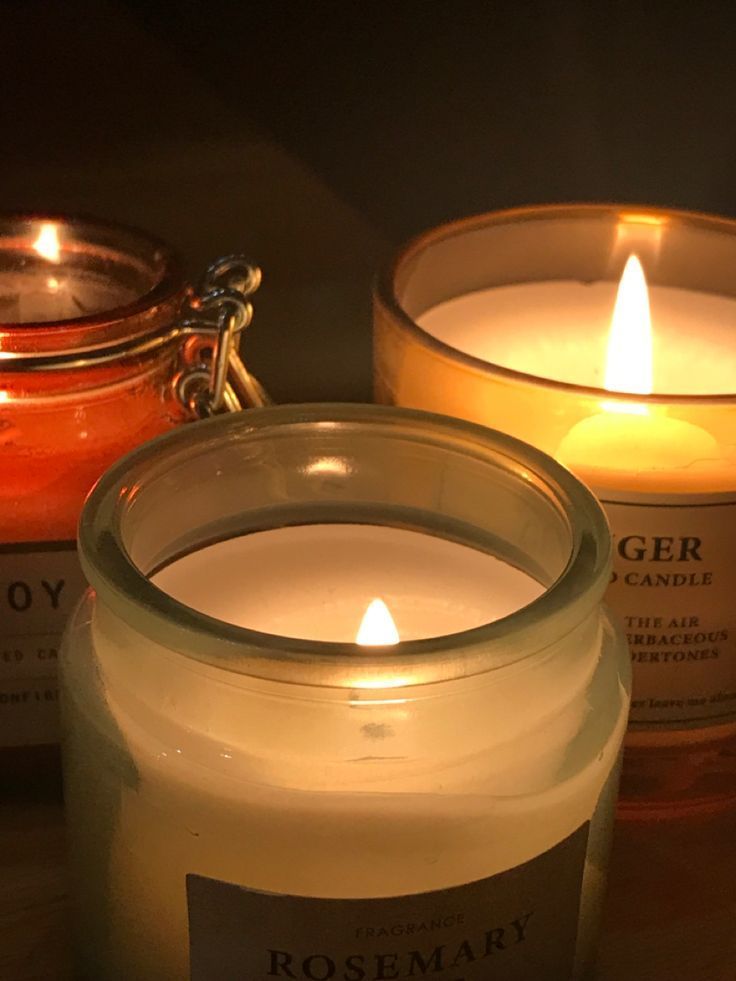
[374,201,736,405]
[0,212,185,357]
[78,403,612,685]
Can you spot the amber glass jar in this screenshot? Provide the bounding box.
[374,204,736,816]
[0,214,259,790]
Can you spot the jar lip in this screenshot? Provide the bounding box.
[79,404,612,686]
[0,212,185,359]
[375,201,736,405]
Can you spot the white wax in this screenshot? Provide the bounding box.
[419,281,736,395]
[153,524,543,641]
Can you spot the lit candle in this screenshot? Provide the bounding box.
[550,255,720,479]
[0,215,194,762]
[0,222,141,324]
[61,405,630,980]
[374,204,736,814]
[355,597,400,645]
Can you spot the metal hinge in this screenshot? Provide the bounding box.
[174,255,270,418]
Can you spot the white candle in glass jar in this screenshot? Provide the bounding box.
[64,524,621,981]
[371,205,736,815]
[62,405,629,981]
[67,525,626,981]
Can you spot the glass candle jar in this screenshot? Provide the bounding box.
[0,214,263,781]
[374,203,736,817]
[61,403,630,981]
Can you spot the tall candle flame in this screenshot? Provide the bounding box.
[355,598,400,646]
[604,254,652,400]
[32,223,61,263]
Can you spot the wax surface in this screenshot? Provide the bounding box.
[557,410,722,480]
[153,524,544,641]
[420,281,736,395]
[0,265,139,323]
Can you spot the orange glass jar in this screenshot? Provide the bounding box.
[0,214,263,789]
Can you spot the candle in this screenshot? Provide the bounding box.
[374,203,736,815]
[61,405,630,980]
[0,216,262,778]
[0,215,188,769]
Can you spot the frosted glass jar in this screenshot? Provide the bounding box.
[61,404,630,981]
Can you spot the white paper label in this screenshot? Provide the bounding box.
[0,541,87,747]
[187,824,588,981]
[600,490,736,729]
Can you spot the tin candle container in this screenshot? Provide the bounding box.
[61,404,629,981]
[374,203,736,816]
[0,214,262,777]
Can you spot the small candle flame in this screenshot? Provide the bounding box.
[32,223,61,263]
[355,598,400,646]
[604,254,652,409]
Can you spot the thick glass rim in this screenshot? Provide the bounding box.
[78,403,612,684]
[0,212,184,355]
[375,202,736,405]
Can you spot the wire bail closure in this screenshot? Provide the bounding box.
[175,255,270,418]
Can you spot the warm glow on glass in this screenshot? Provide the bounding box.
[618,212,667,228]
[304,456,351,477]
[32,223,61,263]
[355,598,400,646]
[603,254,652,414]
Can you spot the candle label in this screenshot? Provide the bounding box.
[0,541,86,747]
[600,489,736,728]
[187,823,588,980]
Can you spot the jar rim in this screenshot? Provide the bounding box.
[375,201,736,405]
[78,404,612,686]
[0,212,185,361]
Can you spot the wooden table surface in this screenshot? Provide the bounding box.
[1,790,734,981]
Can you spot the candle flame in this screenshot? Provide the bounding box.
[604,254,652,413]
[355,598,400,646]
[32,223,61,263]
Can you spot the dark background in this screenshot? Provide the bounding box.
[4,0,736,400]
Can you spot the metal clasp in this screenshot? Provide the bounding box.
[175,255,270,418]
